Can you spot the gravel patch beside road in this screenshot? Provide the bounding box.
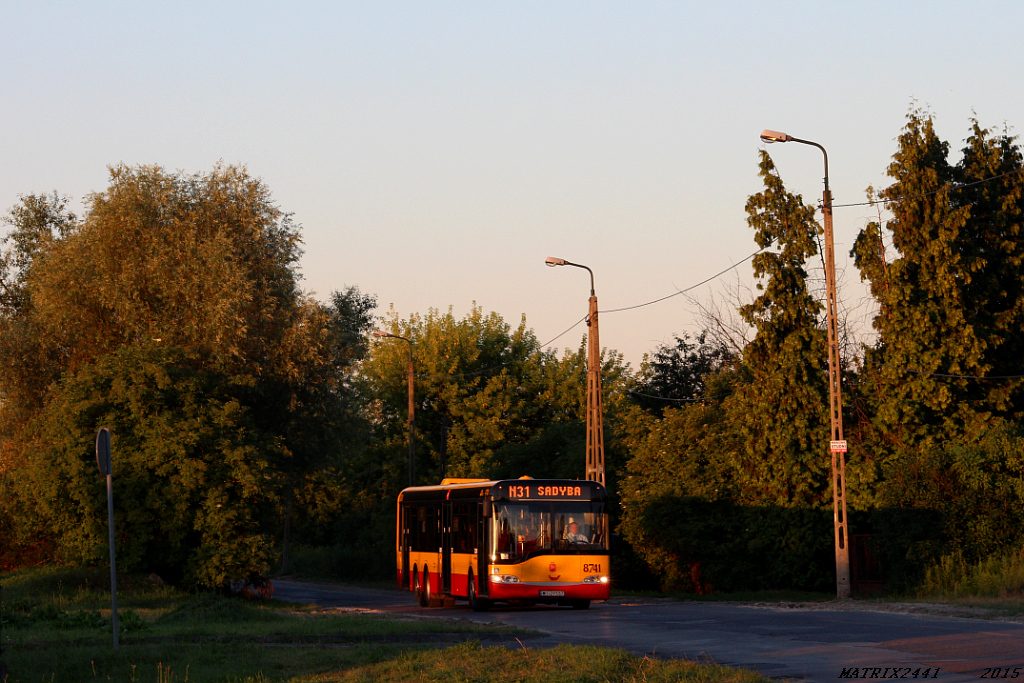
[745,599,1024,621]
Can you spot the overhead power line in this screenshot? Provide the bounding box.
[626,389,718,404]
[865,360,1024,381]
[633,353,1024,406]
[600,249,764,315]
[403,246,769,382]
[831,167,1024,209]
[393,164,1024,386]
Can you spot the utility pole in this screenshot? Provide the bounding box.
[546,257,605,486]
[374,331,416,487]
[585,292,605,486]
[760,130,851,599]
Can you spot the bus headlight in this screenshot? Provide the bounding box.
[490,574,521,583]
[582,575,609,584]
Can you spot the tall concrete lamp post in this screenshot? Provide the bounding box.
[760,129,851,599]
[374,330,416,487]
[546,256,605,486]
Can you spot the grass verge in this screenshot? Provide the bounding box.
[1,566,772,683]
[1,566,515,645]
[2,641,397,682]
[1,641,771,683]
[324,641,770,683]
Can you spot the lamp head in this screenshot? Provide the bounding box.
[760,129,791,143]
[372,330,388,338]
[546,257,567,267]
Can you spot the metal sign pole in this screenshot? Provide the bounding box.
[1,576,7,680]
[96,428,119,648]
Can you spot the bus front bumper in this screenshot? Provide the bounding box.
[487,580,610,601]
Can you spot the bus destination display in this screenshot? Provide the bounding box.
[499,483,591,500]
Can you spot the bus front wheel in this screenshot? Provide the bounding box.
[468,572,490,612]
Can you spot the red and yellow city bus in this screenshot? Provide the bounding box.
[396,477,610,611]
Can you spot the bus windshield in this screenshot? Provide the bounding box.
[491,501,608,562]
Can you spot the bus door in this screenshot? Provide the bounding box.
[441,501,452,593]
[400,505,411,589]
[476,500,489,596]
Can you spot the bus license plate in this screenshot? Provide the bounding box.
[540,590,564,597]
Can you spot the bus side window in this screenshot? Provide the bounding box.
[415,505,440,552]
[453,504,472,553]
[471,502,482,554]
[452,510,466,552]
[415,507,425,552]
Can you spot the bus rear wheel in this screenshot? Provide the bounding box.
[421,571,432,607]
[468,572,490,613]
[415,568,429,608]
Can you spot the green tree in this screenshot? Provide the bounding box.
[632,331,733,416]
[361,306,636,485]
[0,165,372,585]
[617,376,740,591]
[362,305,537,484]
[852,109,1024,450]
[488,338,634,483]
[0,193,78,416]
[851,109,1024,586]
[24,343,280,586]
[0,192,79,557]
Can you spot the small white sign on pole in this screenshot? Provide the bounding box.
[830,440,848,453]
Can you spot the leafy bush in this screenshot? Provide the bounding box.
[917,547,1024,598]
[624,494,833,593]
[874,422,1024,590]
[56,609,107,629]
[115,609,147,633]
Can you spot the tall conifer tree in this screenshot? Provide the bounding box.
[724,151,830,507]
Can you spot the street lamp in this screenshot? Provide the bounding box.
[546,256,605,486]
[760,129,851,599]
[374,330,416,487]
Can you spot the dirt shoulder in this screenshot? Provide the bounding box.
[606,594,1024,622]
[745,599,1024,622]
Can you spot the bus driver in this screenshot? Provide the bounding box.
[564,519,588,543]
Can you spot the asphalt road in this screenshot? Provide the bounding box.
[273,579,1024,682]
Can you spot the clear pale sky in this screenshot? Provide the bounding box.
[4,1,1022,367]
